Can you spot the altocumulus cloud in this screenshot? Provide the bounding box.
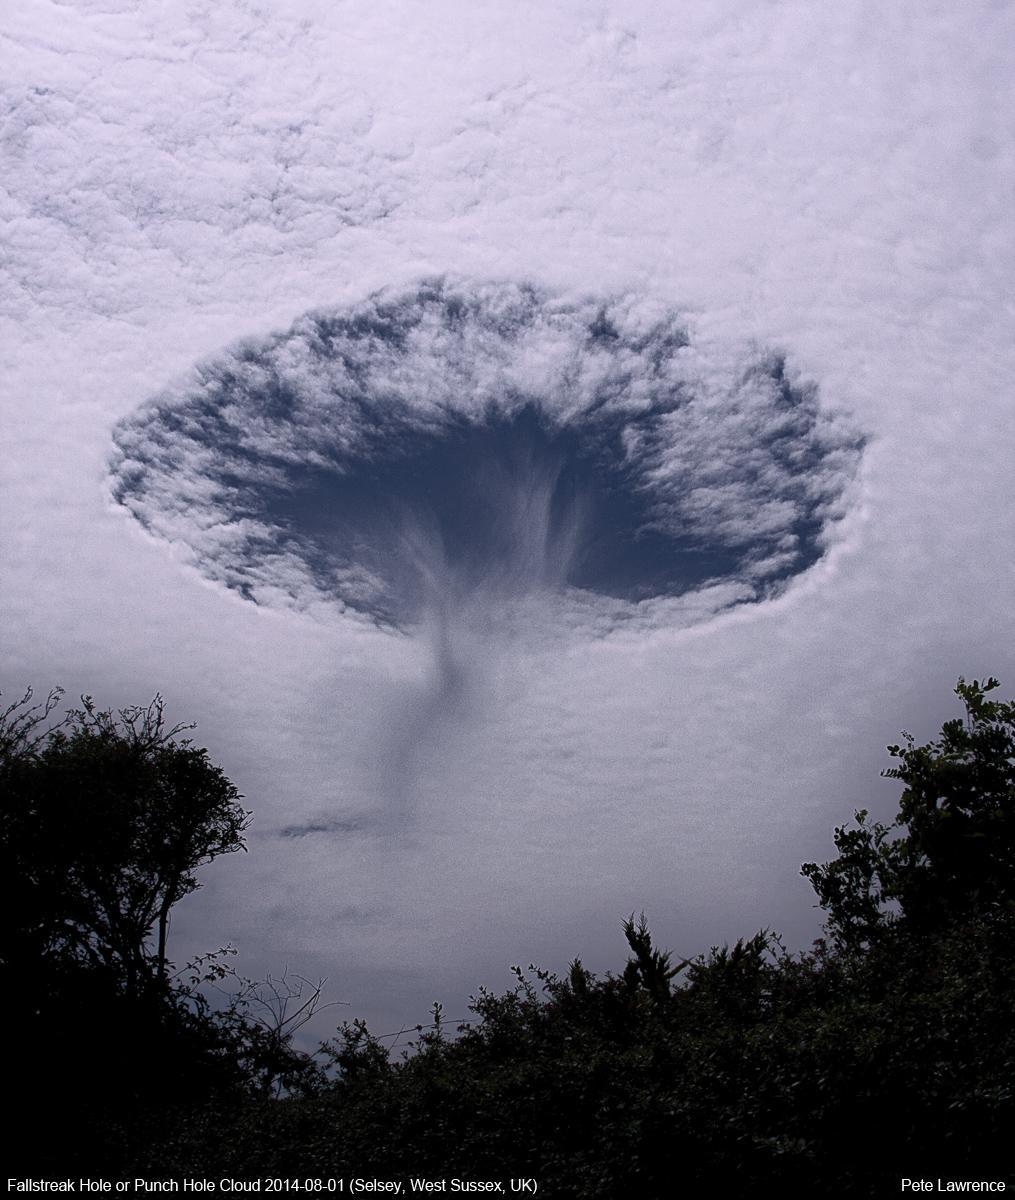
[8,0,1012,1043]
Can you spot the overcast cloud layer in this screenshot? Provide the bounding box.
[3,0,1014,1039]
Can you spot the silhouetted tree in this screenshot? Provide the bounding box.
[1,687,253,1168]
[802,676,1015,945]
[2,689,249,997]
[135,676,1015,1195]
[7,677,1012,1192]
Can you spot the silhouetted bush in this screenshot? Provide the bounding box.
[5,679,1013,1194]
[0,690,319,1170]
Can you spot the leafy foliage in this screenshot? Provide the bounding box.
[4,677,1014,1194]
[0,689,319,1169]
[802,676,1015,945]
[139,914,1015,1193]
[2,689,249,990]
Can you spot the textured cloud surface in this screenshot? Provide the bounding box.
[3,0,1014,1038]
[111,280,861,630]
[2,3,403,321]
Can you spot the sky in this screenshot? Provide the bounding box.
[3,0,1014,1043]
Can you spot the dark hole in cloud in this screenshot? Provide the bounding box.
[257,405,747,622]
[110,279,864,633]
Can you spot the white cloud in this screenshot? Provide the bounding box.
[2,0,1014,1036]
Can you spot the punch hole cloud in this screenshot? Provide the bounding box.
[109,278,869,811]
[110,279,864,649]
